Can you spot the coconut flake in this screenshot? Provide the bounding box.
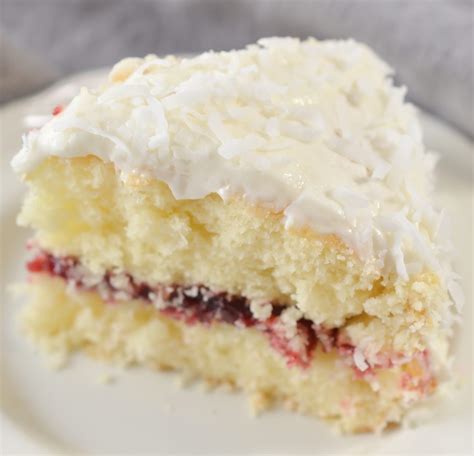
[250,300,273,321]
[353,347,369,372]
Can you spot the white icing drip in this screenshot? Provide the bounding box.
[10,37,459,296]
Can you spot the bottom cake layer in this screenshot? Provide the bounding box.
[21,275,435,433]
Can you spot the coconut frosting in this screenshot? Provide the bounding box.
[11,37,458,289]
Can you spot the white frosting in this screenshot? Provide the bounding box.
[11,37,457,287]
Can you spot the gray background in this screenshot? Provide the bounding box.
[1,0,473,137]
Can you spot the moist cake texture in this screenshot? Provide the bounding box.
[11,37,461,433]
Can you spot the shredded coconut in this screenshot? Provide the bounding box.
[353,347,369,372]
[250,299,273,321]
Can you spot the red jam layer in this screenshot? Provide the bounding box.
[27,251,319,368]
[26,249,434,390]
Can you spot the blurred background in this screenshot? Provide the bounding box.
[1,0,473,137]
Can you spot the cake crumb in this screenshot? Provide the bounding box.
[97,373,115,385]
[219,380,236,393]
[201,378,219,392]
[248,391,272,416]
[278,307,303,338]
[175,371,197,388]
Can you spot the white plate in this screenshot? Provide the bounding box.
[1,70,473,455]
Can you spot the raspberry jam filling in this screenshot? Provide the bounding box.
[27,251,318,368]
[26,249,434,389]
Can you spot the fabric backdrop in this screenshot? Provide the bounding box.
[1,0,473,137]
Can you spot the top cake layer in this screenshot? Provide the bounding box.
[11,38,455,286]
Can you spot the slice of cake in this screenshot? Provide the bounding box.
[11,38,461,433]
